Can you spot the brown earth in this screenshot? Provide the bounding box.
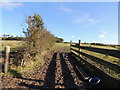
[1,51,91,89]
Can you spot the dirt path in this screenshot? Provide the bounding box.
[1,52,86,89]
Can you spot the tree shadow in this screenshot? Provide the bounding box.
[19,78,46,89]
[9,69,22,78]
[43,52,57,88]
[60,53,77,88]
[19,82,44,89]
[0,51,4,58]
[67,53,85,81]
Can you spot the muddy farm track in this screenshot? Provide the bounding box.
[2,52,92,89]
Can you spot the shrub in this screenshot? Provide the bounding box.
[23,13,56,61]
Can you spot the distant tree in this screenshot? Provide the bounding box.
[56,37,64,43]
[2,34,10,37]
[2,34,25,40]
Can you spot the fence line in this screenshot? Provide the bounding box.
[71,44,120,58]
[70,40,120,75]
[71,48,120,73]
[70,40,120,87]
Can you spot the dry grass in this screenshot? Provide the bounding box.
[0,40,25,51]
[82,44,118,50]
[53,43,70,51]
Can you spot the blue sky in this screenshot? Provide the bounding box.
[1,2,118,44]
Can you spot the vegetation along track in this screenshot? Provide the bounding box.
[2,51,91,89]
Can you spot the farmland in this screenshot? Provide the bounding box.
[81,43,119,50]
[1,40,120,88]
[0,40,70,52]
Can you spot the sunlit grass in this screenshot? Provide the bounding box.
[53,43,70,51]
[82,44,118,50]
[0,40,25,51]
[71,45,119,65]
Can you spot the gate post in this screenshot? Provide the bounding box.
[70,40,72,53]
[4,46,10,73]
[78,40,81,57]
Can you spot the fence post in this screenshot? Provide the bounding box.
[78,40,81,57]
[4,46,10,73]
[70,40,72,53]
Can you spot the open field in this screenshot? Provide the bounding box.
[81,44,118,50]
[1,40,118,52]
[0,41,70,51]
[1,40,120,88]
[53,43,70,51]
[0,40,25,51]
[1,40,118,67]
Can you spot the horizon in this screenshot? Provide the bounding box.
[1,2,118,44]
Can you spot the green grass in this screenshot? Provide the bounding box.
[53,43,70,51]
[0,40,25,51]
[82,44,118,50]
[0,41,70,52]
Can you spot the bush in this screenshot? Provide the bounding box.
[23,13,56,61]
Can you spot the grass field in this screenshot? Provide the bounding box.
[81,43,118,50]
[0,40,25,51]
[53,43,70,51]
[0,41,70,51]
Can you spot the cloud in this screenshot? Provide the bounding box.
[73,14,99,24]
[57,5,78,13]
[99,34,104,38]
[98,31,106,38]
[68,35,75,39]
[0,0,24,10]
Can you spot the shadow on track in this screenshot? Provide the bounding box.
[43,52,57,88]
[60,53,77,88]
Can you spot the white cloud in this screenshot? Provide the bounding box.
[98,31,106,38]
[57,5,78,13]
[73,14,99,24]
[0,0,24,10]
[99,34,104,38]
[68,35,75,39]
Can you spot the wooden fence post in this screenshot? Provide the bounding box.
[78,40,81,57]
[70,40,72,53]
[4,46,10,73]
